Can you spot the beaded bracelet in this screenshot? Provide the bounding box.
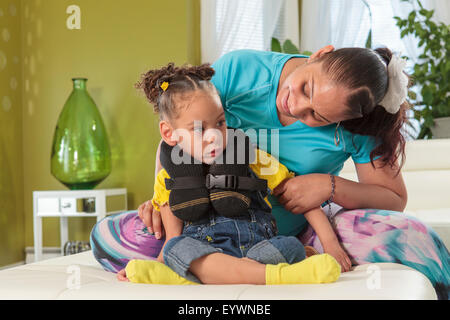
[328,174,336,215]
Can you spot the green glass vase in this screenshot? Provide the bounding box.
[51,78,111,190]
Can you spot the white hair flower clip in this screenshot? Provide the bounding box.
[379,55,408,114]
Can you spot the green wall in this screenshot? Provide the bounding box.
[0,0,25,267]
[1,0,200,265]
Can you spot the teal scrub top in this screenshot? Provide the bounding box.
[211,49,378,236]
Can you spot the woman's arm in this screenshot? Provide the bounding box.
[155,204,183,263]
[273,158,408,214]
[138,139,165,238]
[333,159,408,212]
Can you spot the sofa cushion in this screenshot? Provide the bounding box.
[0,251,437,300]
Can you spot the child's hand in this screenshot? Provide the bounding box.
[322,241,352,272]
[117,269,130,282]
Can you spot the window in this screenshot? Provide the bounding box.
[300,0,438,138]
[201,0,299,63]
[305,1,436,65]
[215,0,265,54]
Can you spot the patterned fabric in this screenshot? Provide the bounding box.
[298,209,450,300]
[90,211,163,273]
[90,209,450,300]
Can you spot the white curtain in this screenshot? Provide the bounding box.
[423,0,450,25]
[300,0,448,139]
[300,0,368,52]
[201,0,217,64]
[262,0,285,50]
[201,0,285,64]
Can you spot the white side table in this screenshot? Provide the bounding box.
[33,188,127,262]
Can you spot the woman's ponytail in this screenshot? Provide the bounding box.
[317,47,410,173]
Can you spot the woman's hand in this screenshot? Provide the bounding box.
[138,200,165,239]
[273,174,331,214]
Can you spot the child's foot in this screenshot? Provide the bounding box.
[117,269,130,282]
[305,246,319,257]
[265,254,341,285]
[125,259,199,285]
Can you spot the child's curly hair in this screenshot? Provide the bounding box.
[135,63,217,119]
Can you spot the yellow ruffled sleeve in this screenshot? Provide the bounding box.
[249,148,295,193]
[151,168,171,212]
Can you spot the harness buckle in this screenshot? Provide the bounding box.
[206,174,237,190]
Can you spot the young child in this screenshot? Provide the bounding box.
[117,63,347,285]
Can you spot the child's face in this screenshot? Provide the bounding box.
[165,90,227,164]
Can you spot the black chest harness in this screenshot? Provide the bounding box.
[160,129,268,222]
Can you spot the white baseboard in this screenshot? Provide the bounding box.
[0,261,25,271]
[25,247,63,264]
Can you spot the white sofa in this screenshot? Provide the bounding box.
[340,138,450,248]
[0,139,448,300]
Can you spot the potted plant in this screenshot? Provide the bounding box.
[394,0,450,139]
[271,38,312,56]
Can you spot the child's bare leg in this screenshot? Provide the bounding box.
[189,253,266,285]
[189,252,341,285]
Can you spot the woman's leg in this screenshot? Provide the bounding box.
[90,210,164,272]
[298,208,450,300]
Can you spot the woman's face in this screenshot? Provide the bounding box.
[276,60,354,127]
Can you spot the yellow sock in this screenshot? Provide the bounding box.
[265,254,341,285]
[125,259,199,285]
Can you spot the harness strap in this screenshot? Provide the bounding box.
[165,174,267,193]
[164,176,205,190]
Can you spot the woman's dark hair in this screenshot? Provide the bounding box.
[135,62,216,119]
[316,47,410,173]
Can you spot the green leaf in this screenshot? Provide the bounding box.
[446,60,450,72]
[436,103,450,117]
[365,29,372,49]
[282,39,300,54]
[408,90,417,100]
[421,86,434,105]
[271,38,282,53]
[417,0,424,10]
[408,11,417,23]
[395,0,449,140]
[400,29,409,38]
[418,9,428,17]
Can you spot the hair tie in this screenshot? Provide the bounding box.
[160,81,169,92]
[379,55,408,114]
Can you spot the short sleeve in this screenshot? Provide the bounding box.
[211,52,233,109]
[151,169,171,211]
[349,134,380,164]
[249,149,294,192]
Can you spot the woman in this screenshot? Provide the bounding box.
[90,45,449,299]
